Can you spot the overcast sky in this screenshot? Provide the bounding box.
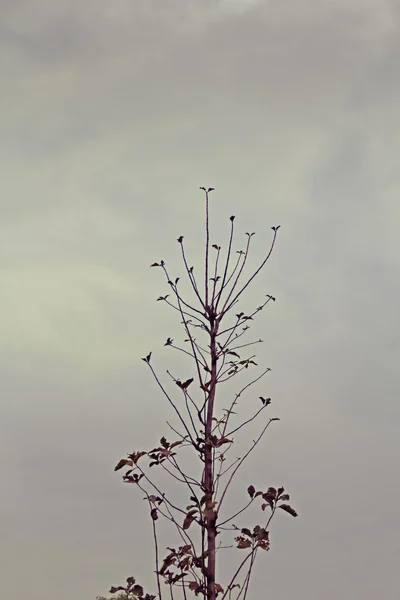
[1,1,400,599]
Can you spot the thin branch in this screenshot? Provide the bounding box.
[220,550,253,600]
[222,229,279,315]
[179,239,206,310]
[147,363,197,447]
[219,234,253,315]
[210,245,221,305]
[226,404,267,438]
[217,498,254,528]
[203,188,212,307]
[215,216,235,310]
[217,418,278,511]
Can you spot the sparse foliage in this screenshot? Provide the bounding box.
[101,188,297,600]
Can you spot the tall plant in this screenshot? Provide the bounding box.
[100,188,297,600]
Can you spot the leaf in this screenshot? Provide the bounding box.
[150,263,160,267]
[271,225,281,231]
[189,581,202,593]
[132,584,144,597]
[126,576,136,585]
[109,586,125,593]
[183,510,197,530]
[207,187,215,192]
[177,236,184,243]
[254,526,269,541]
[114,458,133,472]
[259,396,271,406]
[123,473,143,483]
[151,508,158,520]
[199,186,206,191]
[241,528,252,537]
[247,485,256,498]
[215,583,224,594]
[149,495,163,505]
[215,437,232,447]
[279,504,298,517]
[235,536,252,549]
[141,352,152,363]
[157,295,169,301]
[128,452,146,465]
[226,351,240,358]
[164,337,173,346]
[230,215,235,221]
[258,538,270,551]
[170,440,183,449]
[177,378,194,390]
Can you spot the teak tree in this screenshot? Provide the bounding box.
[101,188,297,600]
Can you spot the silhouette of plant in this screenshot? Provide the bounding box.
[99,188,297,600]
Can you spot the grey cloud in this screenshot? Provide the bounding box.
[1,1,400,599]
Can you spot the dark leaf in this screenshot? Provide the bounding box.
[149,495,163,505]
[164,337,173,346]
[199,186,206,191]
[254,526,269,541]
[114,458,133,472]
[126,577,136,585]
[160,436,169,448]
[230,215,235,221]
[279,504,298,517]
[150,263,160,267]
[235,536,252,549]
[259,396,271,406]
[207,187,215,192]
[241,528,252,537]
[110,586,125,593]
[157,295,169,301]
[183,510,197,530]
[151,508,158,520]
[170,440,183,449]
[177,236,184,243]
[180,378,194,390]
[247,485,256,499]
[132,584,144,597]
[141,352,152,363]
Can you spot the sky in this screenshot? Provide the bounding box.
[1,0,400,599]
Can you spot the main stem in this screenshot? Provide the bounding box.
[204,311,219,600]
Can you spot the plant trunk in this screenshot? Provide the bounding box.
[204,320,218,600]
